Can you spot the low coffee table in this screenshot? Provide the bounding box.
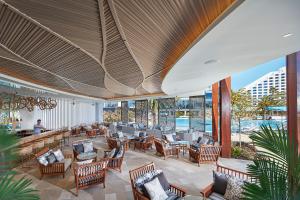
[171,141,189,155]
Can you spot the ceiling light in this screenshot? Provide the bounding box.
[204,59,219,65]
[282,33,293,38]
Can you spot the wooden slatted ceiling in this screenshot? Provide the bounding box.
[63,78,117,98]
[0,0,237,99]
[0,3,105,88]
[0,57,72,90]
[4,0,104,62]
[113,0,236,92]
[103,0,144,89]
[0,45,31,65]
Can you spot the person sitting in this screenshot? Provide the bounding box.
[34,119,45,135]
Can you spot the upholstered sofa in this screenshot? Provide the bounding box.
[72,139,98,161]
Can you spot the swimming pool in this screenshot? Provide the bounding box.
[176,117,286,133]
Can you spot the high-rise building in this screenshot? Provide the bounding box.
[244,67,286,105]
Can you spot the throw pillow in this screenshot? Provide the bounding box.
[156,172,170,191]
[139,132,146,137]
[117,131,124,138]
[116,145,124,158]
[172,134,177,141]
[46,153,57,164]
[213,171,230,195]
[165,134,174,142]
[134,131,140,138]
[74,143,84,153]
[144,177,168,200]
[37,155,48,166]
[83,141,93,153]
[53,149,65,162]
[224,177,245,200]
[199,137,209,145]
[197,136,202,143]
[109,148,116,158]
[76,159,93,165]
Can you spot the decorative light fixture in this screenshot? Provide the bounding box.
[282,33,293,38]
[204,59,219,64]
[0,93,57,112]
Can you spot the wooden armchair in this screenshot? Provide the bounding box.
[73,160,107,195]
[154,139,179,160]
[35,147,73,179]
[102,148,125,172]
[106,137,118,150]
[86,129,97,138]
[201,163,253,198]
[134,135,154,152]
[188,145,222,166]
[129,162,186,200]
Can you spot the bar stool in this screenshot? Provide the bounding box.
[19,144,33,168]
[63,131,71,146]
[44,136,55,149]
[54,133,63,149]
[33,140,45,154]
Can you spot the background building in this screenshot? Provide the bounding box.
[244,67,286,105]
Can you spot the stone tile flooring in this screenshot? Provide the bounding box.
[15,136,252,200]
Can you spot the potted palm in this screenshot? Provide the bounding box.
[0,127,39,200]
[243,125,300,199]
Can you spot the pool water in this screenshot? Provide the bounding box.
[176,117,286,133]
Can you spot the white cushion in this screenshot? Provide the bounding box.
[37,150,52,166]
[144,177,168,200]
[199,137,209,145]
[37,155,48,166]
[53,149,65,162]
[83,142,93,153]
[165,134,174,142]
[134,131,140,137]
[109,148,116,158]
[76,159,93,165]
[118,131,124,138]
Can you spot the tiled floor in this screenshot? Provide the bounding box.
[15,136,252,200]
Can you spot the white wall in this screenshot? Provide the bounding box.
[20,98,98,130]
[19,109,35,130]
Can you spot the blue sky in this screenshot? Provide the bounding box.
[232,57,286,91]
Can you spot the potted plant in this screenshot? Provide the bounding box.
[0,127,39,200]
[243,125,300,199]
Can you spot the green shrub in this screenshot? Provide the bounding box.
[232,146,242,158]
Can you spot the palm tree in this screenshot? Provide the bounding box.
[0,127,39,200]
[243,125,300,199]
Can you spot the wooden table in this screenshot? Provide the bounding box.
[170,141,189,155]
[184,195,203,200]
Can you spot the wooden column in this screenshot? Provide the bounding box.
[220,77,231,158]
[286,52,300,153]
[212,82,219,142]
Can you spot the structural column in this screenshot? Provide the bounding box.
[286,52,300,153]
[212,82,219,142]
[219,77,231,158]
